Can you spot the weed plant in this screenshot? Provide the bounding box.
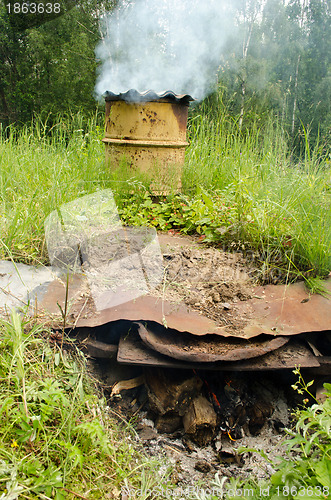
[0,311,166,499]
[0,103,330,287]
[187,104,331,284]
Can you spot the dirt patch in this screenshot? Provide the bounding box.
[155,233,257,333]
[47,232,259,337]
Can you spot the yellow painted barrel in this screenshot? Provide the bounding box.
[102,91,193,193]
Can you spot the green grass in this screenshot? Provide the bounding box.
[184,102,331,280]
[0,103,330,287]
[0,112,110,264]
[0,311,167,499]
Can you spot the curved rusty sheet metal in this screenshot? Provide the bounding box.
[33,275,232,335]
[136,322,289,362]
[117,332,322,371]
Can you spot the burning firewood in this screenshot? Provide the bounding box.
[183,394,217,446]
[145,368,202,416]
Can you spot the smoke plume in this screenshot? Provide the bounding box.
[95,0,237,100]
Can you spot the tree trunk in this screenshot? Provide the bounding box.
[238,78,246,131]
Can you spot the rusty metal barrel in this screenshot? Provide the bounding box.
[102,90,193,193]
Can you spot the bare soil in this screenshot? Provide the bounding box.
[156,233,257,333]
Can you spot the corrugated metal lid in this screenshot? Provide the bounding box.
[104,89,194,105]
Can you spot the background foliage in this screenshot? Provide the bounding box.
[0,0,330,153]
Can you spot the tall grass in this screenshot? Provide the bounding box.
[0,104,330,283]
[0,112,109,263]
[183,101,331,281]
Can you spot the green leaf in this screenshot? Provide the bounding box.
[54,352,60,366]
[314,458,331,488]
[201,192,214,210]
[237,446,271,462]
[54,491,66,500]
[322,383,331,393]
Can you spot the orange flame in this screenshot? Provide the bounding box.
[227,431,236,442]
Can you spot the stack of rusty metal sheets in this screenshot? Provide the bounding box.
[27,233,331,372]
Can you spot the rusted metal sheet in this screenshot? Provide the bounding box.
[137,322,289,362]
[227,342,322,371]
[31,231,331,338]
[241,279,331,337]
[29,273,88,326]
[37,280,232,335]
[34,274,331,340]
[103,89,194,105]
[117,333,321,371]
[74,293,226,333]
[118,331,192,369]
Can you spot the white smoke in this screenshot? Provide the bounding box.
[95,0,238,100]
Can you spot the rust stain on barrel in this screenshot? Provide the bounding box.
[171,103,189,131]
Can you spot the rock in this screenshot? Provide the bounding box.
[194,460,211,473]
[156,413,182,434]
[212,292,221,303]
[138,427,158,441]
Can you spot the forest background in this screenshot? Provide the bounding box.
[0,0,330,154]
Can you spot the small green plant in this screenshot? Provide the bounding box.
[303,277,330,298]
[118,190,238,241]
[117,187,329,287]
